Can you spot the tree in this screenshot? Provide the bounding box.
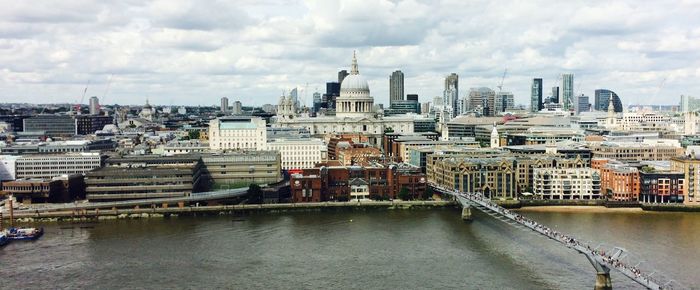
[398,187,411,201]
[188,130,200,140]
[421,187,434,200]
[248,184,263,204]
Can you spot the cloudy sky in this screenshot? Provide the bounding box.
[1,0,699,107]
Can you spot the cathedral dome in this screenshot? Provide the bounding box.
[340,74,369,93]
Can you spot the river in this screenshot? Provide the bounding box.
[1,207,698,289]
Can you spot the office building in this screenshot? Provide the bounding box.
[562,73,574,110]
[494,92,515,114]
[575,95,590,114]
[444,73,459,117]
[390,70,404,104]
[551,86,560,104]
[531,78,543,112]
[266,138,327,170]
[467,87,496,116]
[89,96,100,115]
[23,115,76,137]
[209,117,267,151]
[200,151,282,189]
[594,89,623,112]
[14,153,102,180]
[75,115,113,135]
[220,97,229,114]
[85,155,206,201]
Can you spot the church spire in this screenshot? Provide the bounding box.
[351,50,359,75]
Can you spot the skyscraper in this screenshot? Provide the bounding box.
[562,73,574,110]
[390,70,404,104]
[495,92,515,114]
[551,86,560,104]
[89,96,100,115]
[338,70,349,84]
[594,89,623,112]
[531,78,543,112]
[220,97,229,114]
[444,73,459,117]
[468,87,496,116]
[289,88,299,108]
[575,95,590,114]
[232,101,242,115]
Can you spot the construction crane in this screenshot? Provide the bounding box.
[496,68,508,93]
[100,74,114,112]
[74,80,90,115]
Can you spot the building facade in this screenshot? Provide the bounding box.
[23,115,76,137]
[531,78,543,112]
[390,70,404,104]
[209,117,267,151]
[533,168,601,200]
[266,138,327,170]
[562,73,574,111]
[14,153,102,180]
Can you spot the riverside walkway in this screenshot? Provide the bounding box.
[431,184,684,290]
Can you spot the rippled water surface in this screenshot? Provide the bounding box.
[1,208,698,289]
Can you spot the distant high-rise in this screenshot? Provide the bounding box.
[562,73,574,110]
[390,70,404,104]
[444,73,459,117]
[289,88,299,108]
[468,87,496,116]
[575,95,590,114]
[232,101,242,115]
[89,96,100,115]
[325,82,340,110]
[551,86,560,104]
[338,70,349,84]
[594,89,623,112]
[220,97,229,113]
[531,78,543,112]
[495,92,515,114]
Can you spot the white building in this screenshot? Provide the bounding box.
[533,168,601,200]
[266,138,327,170]
[14,153,102,180]
[209,117,267,151]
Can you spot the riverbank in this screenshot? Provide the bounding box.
[6,200,456,223]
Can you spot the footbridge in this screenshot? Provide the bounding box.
[432,185,684,290]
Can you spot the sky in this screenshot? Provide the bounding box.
[1,0,699,107]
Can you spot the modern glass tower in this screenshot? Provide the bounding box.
[531,78,543,112]
[562,73,574,110]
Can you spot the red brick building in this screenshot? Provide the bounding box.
[289,163,426,202]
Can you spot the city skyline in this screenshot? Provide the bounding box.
[1,1,699,106]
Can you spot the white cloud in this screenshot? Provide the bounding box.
[0,0,699,106]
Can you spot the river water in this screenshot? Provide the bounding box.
[1,207,698,289]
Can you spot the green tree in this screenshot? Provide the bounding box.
[398,187,411,201]
[421,187,434,200]
[188,130,200,140]
[248,184,263,204]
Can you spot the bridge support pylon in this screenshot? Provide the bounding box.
[594,272,612,290]
[461,205,472,221]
